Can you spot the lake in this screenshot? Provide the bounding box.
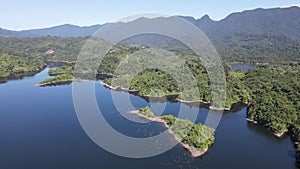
[0,68,298,169]
[231,64,257,71]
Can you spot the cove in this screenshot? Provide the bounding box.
[0,68,297,169]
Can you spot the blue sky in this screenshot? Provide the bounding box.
[2,0,300,30]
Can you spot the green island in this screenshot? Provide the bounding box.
[0,36,299,161]
[132,106,215,157]
[37,65,80,86]
[37,74,78,87]
[48,65,74,76]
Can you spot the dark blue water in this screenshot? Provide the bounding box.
[231,64,256,71]
[0,68,297,169]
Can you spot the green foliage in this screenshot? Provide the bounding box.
[130,69,179,96]
[101,52,209,100]
[243,65,300,135]
[161,115,215,152]
[178,54,212,102]
[292,125,300,143]
[38,74,75,86]
[101,53,236,107]
[214,33,300,64]
[139,106,155,118]
[0,50,45,82]
[1,35,300,160]
[103,78,112,85]
[0,36,87,63]
[98,46,146,74]
[226,71,250,108]
[126,33,300,64]
[102,53,247,108]
[0,36,87,82]
[48,65,74,76]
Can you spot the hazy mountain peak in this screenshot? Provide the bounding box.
[0,6,299,40]
[199,14,211,20]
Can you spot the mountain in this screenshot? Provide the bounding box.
[0,28,35,37]
[0,6,299,41]
[194,6,300,40]
[20,24,102,37]
[0,24,102,38]
[214,33,300,63]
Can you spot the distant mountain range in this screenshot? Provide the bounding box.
[0,24,102,38]
[195,6,300,40]
[0,6,300,41]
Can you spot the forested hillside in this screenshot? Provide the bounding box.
[0,50,45,83]
[214,33,300,64]
[243,64,300,137]
[0,37,88,82]
[243,64,300,162]
[0,37,87,63]
[122,33,300,64]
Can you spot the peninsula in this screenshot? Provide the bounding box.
[130,106,215,157]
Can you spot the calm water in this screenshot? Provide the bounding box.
[0,68,297,169]
[231,64,256,71]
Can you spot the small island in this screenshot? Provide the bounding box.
[130,106,215,157]
[36,74,78,87]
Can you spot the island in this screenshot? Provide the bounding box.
[2,36,297,161]
[131,106,215,157]
[37,74,78,87]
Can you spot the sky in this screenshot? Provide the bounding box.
[1,0,300,30]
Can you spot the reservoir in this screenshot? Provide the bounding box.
[0,68,297,169]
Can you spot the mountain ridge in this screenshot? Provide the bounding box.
[0,6,299,40]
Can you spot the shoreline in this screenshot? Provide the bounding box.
[176,98,231,111]
[246,118,258,124]
[246,118,288,138]
[129,110,209,158]
[100,82,139,93]
[36,79,85,87]
[45,60,75,65]
[101,82,233,111]
[273,130,288,138]
[0,65,46,84]
[229,62,286,66]
[175,98,210,104]
[100,82,179,97]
